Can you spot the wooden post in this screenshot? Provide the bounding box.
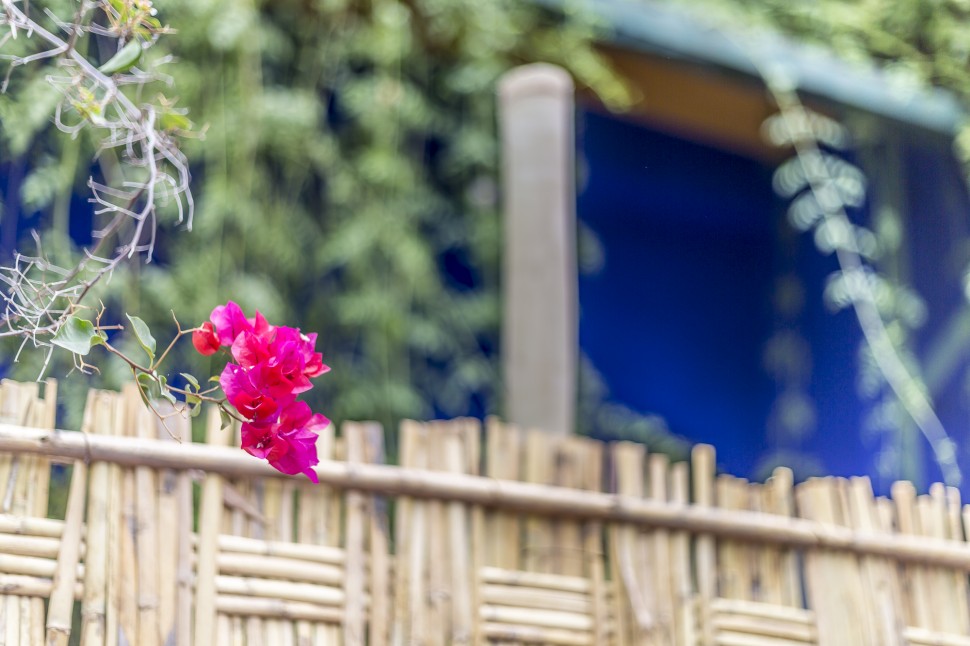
[499,63,577,436]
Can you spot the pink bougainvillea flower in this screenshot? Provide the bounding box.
[220,363,294,422]
[240,401,329,482]
[211,301,275,346]
[295,332,329,378]
[266,337,313,395]
[210,301,249,345]
[192,322,220,356]
[272,327,329,378]
[231,329,271,368]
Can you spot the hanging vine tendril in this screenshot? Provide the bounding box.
[760,68,962,486]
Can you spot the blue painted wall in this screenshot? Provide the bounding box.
[576,108,970,491]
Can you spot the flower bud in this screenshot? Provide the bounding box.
[192,321,220,356]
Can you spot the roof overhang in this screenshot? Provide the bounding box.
[538,0,965,136]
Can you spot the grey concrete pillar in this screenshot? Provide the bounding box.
[498,63,577,435]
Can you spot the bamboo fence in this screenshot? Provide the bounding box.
[0,381,969,644]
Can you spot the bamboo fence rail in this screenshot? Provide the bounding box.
[0,380,969,644]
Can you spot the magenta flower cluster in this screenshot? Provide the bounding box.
[193,301,330,482]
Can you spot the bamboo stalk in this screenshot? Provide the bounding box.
[426,424,448,646]
[577,437,607,646]
[922,489,949,631]
[365,423,390,646]
[611,441,647,643]
[712,613,816,641]
[716,475,748,601]
[29,597,45,645]
[132,401,159,646]
[466,420,485,646]
[692,443,717,646]
[214,553,343,585]
[0,587,25,646]
[444,425,473,644]
[649,452,676,645]
[80,392,114,646]
[480,566,589,593]
[482,622,591,646]
[768,467,802,608]
[0,382,27,521]
[0,533,64,558]
[903,626,970,646]
[390,423,413,646]
[709,598,814,623]
[893,479,930,628]
[0,551,81,579]
[480,604,593,631]
[35,381,57,512]
[714,631,812,646]
[0,514,66,537]
[670,462,696,646]
[194,408,229,646]
[403,421,428,645]
[929,483,968,634]
[156,441,180,646]
[343,422,367,646]
[174,426,193,646]
[260,468,287,646]
[214,595,344,623]
[524,431,554,574]
[481,585,590,613]
[213,534,345,564]
[216,614,232,646]
[551,437,585,578]
[485,418,521,570]
[213,575,344,606]
[0,574,82,598]
[42,465,88,644]
[114,465,137,646]
[247,619,264,646]
[104,393,129,646]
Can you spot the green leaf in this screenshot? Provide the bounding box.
[158,375,178,406]
[51,316,105,356]
[99,40,143,75]
[160,111,193,132]
[181,372,200,389]
[126,314,156,363]
[219,408,233,431]
[136,371,161,402]
[186,391,203,417]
